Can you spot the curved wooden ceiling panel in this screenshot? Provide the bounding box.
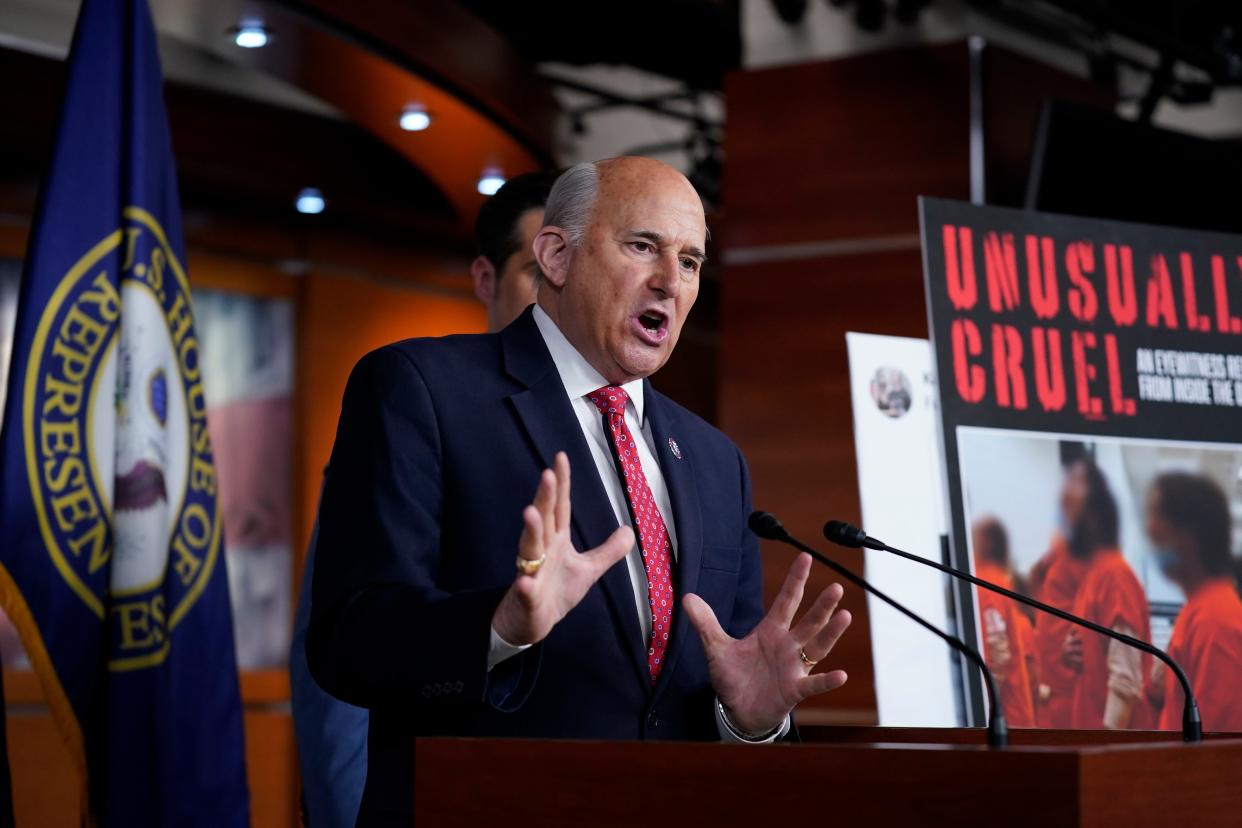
[154,0,559,225]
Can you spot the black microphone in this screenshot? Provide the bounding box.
[749,511,1009,748]
[824,519,1203,743]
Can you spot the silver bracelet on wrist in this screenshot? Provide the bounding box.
[717,698,782,742]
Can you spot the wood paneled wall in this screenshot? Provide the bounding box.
[719,41,1110,724]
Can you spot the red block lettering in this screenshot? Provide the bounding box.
[1065,241,1098,323]
[1105,244,1138,327]
[984,232,1021,313]
[1026,235,1059,320]
[1071,331,1104,419]
[1212,256,1242,334]
[1104,334,1136,417]
[991,324,1028,410]
[1145,254,1179,330]
[944,224,977,311]
[1031,327,1067,412]
[1179,252,1210,331]
[951,318,986,403]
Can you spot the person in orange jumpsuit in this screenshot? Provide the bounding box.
[972,517,1037,728]
[1009,572,1041,718]
[1027,521,1087,725]
[1057,458,1152,730]
[1142,472,1242,733]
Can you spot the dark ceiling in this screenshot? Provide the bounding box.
[454,0,743,90]
[0,47,463,251]
[956,0,1242,121]
[970,0,1242,82]
[455,0,1242,108]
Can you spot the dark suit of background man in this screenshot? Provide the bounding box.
[307,157,854,826]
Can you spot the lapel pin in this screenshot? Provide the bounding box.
[668,437,682,459]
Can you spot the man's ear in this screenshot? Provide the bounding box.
[470,256,495,306]
[533,227,571,288]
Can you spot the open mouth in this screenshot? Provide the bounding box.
[632,310,670,345]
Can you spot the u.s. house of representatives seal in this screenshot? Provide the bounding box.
[23,206,221,671]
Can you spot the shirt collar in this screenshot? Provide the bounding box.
[532,303,645,422]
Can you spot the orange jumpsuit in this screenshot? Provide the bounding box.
[1158,578,1242,733]
[1030,540,1086,728]
[1015,609,1040,716]
[976,561,1037,728]
[1069,548,1152,729]
[991,567,1041,712]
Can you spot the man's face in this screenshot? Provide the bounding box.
[487,208,544,331]
[545,160,705,384]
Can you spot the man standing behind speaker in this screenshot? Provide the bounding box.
[308,158,854,825]
[469,172,559,334]
[290,171,557,828]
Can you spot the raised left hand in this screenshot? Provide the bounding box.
[683,553,851,735]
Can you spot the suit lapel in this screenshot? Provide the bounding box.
[502,310,648,685]
[643,384,704,701]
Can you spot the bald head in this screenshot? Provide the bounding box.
[599,156,703,206]
[534,157,707,384]
[543,157,706,248]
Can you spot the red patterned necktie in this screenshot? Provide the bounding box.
[587,385,674,683]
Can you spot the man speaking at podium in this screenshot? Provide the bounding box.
[308,157,852,825]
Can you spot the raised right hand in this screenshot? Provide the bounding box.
[491,451,632,646]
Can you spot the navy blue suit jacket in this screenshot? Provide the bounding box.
[307,307,764,824]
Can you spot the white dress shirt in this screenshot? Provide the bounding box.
[486,305,788,743]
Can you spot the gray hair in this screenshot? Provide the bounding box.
[543,161,600,246]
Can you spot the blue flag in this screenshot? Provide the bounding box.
[0,0,250,823]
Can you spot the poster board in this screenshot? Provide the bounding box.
[920,198,1242,731]
[846,332,962,727]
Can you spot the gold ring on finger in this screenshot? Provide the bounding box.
[516,553,546,576]
[799,647,819,669]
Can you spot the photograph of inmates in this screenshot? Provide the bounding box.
[1142,473,1242,732]
[959,430,1242,735]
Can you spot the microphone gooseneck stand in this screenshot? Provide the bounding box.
[749,511,1008,748]
[823,519,1202,743]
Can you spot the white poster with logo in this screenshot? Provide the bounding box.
[846,332,962,726]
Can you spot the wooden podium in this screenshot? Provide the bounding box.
[415,727,1242,826]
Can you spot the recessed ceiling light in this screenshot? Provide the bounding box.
[233,23,270,49]
[296,188,325,215]
[477,168,505,196]
[398,106,432,132]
